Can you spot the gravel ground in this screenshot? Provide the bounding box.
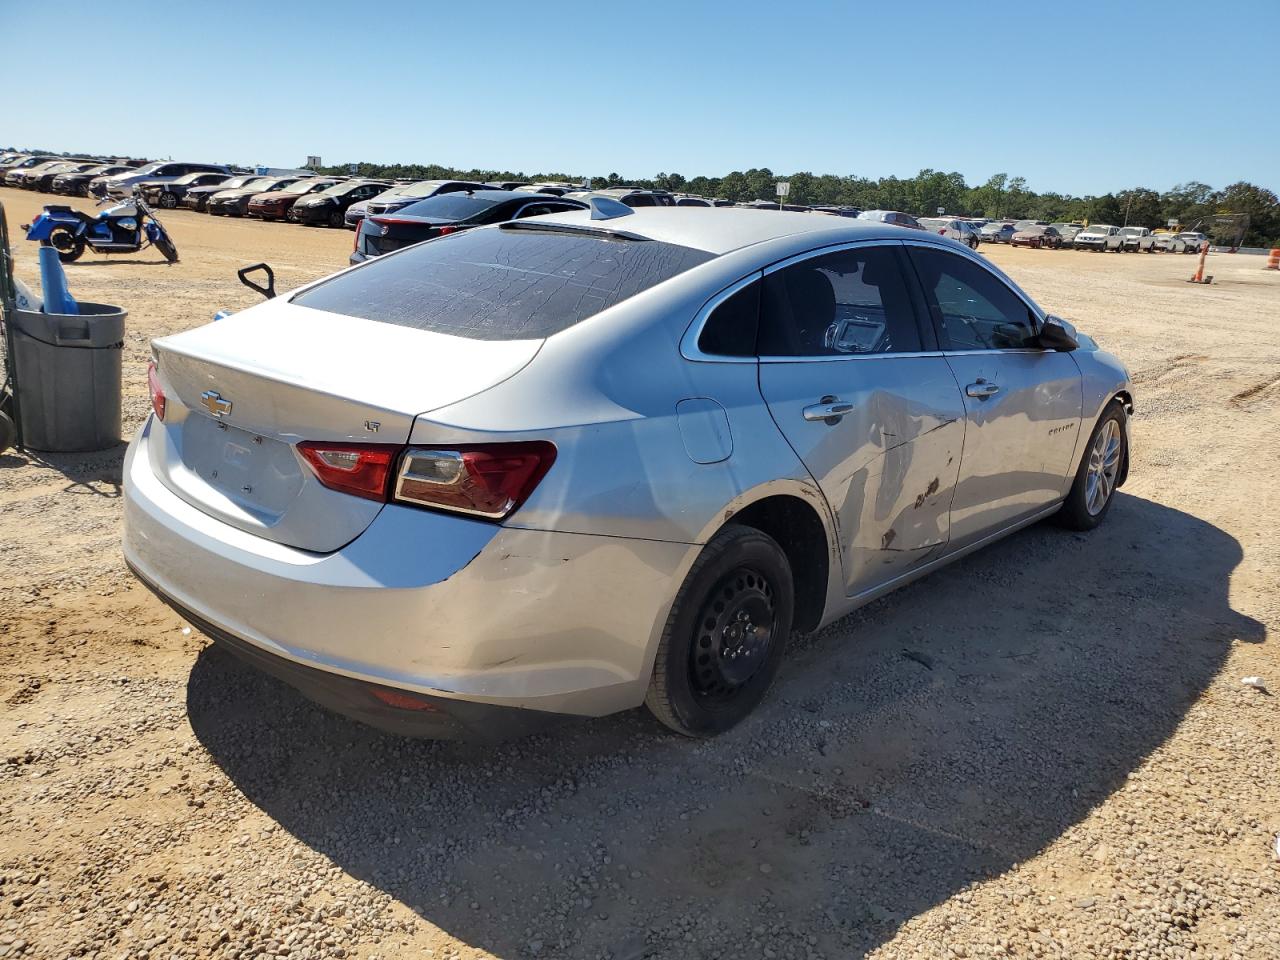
[0,186,1277,960]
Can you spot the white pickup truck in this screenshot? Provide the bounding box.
[1118,226,1155,252]
[1073,224,1120,251]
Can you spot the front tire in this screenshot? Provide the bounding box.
[157,191,178,209]
[154,236,179,263]
[645,525,794,737]
[327,208,344,228]
[1057,401,1126,531]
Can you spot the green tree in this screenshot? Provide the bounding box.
[1115,188,1163,227]
[1216,181,1279,246]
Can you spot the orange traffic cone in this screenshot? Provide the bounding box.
[1188,241,1212,284]
[1267,248,1280,270]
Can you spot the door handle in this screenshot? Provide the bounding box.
[802,397,855,422]
[965,380,1000,399]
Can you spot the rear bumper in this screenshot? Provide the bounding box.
[130,560,566,741]
[122,418,693,729]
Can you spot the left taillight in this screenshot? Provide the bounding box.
[393,442,557,520]
[297,442,402,502]
[296,440,557,521]
[147,361,166,420]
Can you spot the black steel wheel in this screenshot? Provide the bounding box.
[327,208,344,228]
[646,524,794,737]
[689,567,778,700]
[47,227,85,263]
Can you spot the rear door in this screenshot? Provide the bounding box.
[904,244,1082,548]
[755,242,967,596]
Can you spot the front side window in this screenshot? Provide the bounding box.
[758,246,923,357]
[906,247,1037,350]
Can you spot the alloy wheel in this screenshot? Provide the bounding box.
[1085,419,1122,515]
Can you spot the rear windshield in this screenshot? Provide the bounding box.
[293,225,714,341]
[395,194,502,220]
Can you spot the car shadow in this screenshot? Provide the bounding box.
[187,494,1262,958]
[65,258,174,267]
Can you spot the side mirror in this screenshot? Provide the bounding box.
[1037,315,1079,352]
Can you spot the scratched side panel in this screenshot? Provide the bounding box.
[758,356,967,596]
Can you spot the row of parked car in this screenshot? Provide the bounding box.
[1,151,1214,260]
[972,219,1209,253]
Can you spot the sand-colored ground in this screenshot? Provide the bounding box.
[0,186,1277,959]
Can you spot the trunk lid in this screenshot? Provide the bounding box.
[147,296,541,552]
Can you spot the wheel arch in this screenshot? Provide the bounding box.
[708,488,837,634]
[1112,389,1134,486]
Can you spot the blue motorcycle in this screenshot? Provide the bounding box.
[25,192,178,264]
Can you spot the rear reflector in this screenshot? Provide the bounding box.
[147,361,166,421]
[368,686,440,712]
[394,442,556,520]
[297,441,402,501]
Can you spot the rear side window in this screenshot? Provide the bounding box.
[293,226,714,341]
[698,280,760,357]
[758,246,923,356]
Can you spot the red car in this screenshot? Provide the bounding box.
[1011,225,1063,249]
[247,177,346,220]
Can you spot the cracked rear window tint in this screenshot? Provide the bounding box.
[292,227,714,341]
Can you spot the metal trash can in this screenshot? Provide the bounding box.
[10,302,127,452]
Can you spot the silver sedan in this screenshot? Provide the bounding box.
[123,205,1133,740]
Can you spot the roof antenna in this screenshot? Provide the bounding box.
[588,196,634,220]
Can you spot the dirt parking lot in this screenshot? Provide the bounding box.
[1,185,1278,960]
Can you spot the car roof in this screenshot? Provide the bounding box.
[402,189,581,207]
[522,206,929,255]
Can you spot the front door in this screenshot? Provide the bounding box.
[905,245,1083,547]
[755,242,967,596]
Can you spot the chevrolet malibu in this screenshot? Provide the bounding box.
[124,206,1133,740]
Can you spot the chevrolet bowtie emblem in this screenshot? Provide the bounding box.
[200,391,233,417]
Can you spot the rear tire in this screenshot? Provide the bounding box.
[1057,401,1126,531]
[645,525,794,737]
[47,228,85,263]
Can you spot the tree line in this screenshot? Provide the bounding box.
[320,161,1279,247]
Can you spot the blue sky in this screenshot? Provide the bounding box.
[3,0,1276,196]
